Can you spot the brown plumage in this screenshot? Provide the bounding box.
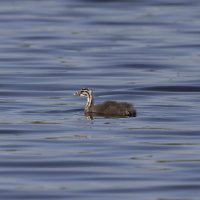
[74,88,136,117]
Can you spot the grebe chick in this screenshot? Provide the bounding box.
[74,88,136,117]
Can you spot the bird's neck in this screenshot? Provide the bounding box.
[85,93,94,112]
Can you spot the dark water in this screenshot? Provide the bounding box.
[1,0,200,199]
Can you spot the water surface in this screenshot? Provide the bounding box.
[0,0,200,199]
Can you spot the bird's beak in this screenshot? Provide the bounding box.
[74,91,80,96]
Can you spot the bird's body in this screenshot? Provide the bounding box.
[74,88,136,117]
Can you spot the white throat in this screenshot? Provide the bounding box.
[86,93,93,107]
[84,91,94,112]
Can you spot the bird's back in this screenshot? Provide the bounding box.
[93,101,136,116]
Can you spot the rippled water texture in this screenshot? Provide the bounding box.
[1,0,200,199]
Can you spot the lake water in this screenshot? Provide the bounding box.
[0,0,200,199]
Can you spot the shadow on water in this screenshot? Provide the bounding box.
[84,112,137,120]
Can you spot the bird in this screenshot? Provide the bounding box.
[74,88,136,117]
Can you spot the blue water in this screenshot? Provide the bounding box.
[0,0,200,199]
